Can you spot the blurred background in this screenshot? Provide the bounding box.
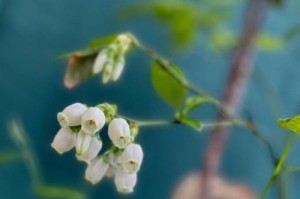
[1,0,300,198]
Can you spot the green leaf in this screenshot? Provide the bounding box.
[269,0,285,6]
[64,52,98,88]
[151,61,187,108]
[183,96,215,114]
[35,184,86,199]
[255,34,285,51]
[177,114,202,131]
[278,115,300,134]
[88,34,118,48]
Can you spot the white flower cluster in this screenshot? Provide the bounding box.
[93,34,135,84]
[52,103,143,193]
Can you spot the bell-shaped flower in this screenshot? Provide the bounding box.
[108,118,131,149]
[93,49,108,74]
[51,127,76,154]
[81,107,105,135]
[77,136,102,163]
[120,143,143,173]
[112,57,125,81]
[85,157,109,184]
[57,103,87,127]
[76,131,92,155]
[114,169,137,193]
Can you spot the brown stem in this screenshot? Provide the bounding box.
[200,0,268,198]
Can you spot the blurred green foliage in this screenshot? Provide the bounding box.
[5,120,87,199]
[120,0,290,53]
[120,0,236,48]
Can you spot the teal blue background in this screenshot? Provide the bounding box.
[1,0,300,198]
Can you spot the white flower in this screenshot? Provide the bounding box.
[76,131,92,155]
[93,50,108,74]
[108,118,131,149]
[77,136,102,163]
[105,166,116,177]
[51,127,76,154]
[85,157,109,184]
[57,103,87,127]
[104,152,121,177]
[112,57,125,81]
[114,169,137,193]
[81,107,105,135]
[120,143,143,173]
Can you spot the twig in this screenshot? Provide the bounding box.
[200,0,269,198]
[260,134,297,199]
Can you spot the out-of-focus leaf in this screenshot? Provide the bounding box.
[151,61,187,109]
[182,96,215,114]
[210,28,236,52]
[285,23,300,41]
[64,52,98,89]
[120,2,234,47]
[177,114,202,131]
[278,115,300,134]
[153,3,198,45]
[207,0,239,5]
[35,185,87,199]
[0,152,19,164]
[255,34,285,51]
[269,0,285,6]
[88,34,118,48]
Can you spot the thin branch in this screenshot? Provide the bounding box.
[200,0,269,199]
[260,134,297,199]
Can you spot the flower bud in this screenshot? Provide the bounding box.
[97,103,117,123]
[77,136,102,163]
[57,103,87,127]
[93,50,108,74]
[116,34,133,53]
[108,118,131,149]
[85,157,109,184]
[81,107,105,135]
[76,131,92,155]
[102,62,113,84]
[51,127,76,154]
[120,143,143,173]
[112,57,125,81]
[114,169,137,193]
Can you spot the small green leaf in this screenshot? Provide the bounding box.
[278,115,300,134]
[64,52,98,88]
[177,114,202,131]
[35,184,86,199]
[88,34,118,48]
[151,61,187,108]
[255,34,285,51]
[183,96,216,114]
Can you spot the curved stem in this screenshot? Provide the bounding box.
[260,134,297,199]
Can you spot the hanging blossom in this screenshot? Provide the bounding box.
[51,102,143,193]
[93,34,136,84]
